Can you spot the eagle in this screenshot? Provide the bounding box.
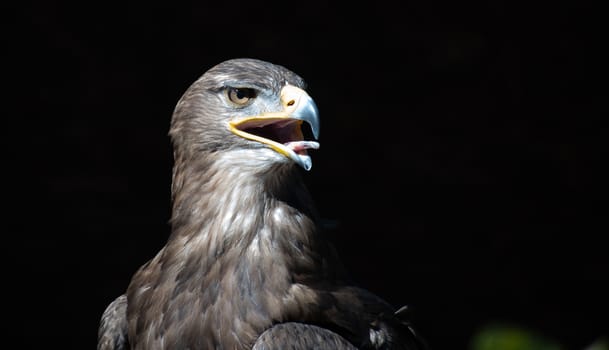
[98,58,426,350]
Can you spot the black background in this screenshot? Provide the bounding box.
[6,0,606,349]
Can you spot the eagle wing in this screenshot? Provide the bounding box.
[97,294,129,350]
[252,323,357,350]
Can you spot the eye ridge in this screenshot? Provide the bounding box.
[227,87,257,105]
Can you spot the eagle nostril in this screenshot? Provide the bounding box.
[286,100,295,106]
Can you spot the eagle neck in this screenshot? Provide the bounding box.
[168,151,322,270]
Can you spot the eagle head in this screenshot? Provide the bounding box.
[169,58,320,171]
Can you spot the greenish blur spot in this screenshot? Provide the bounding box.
[470,324,562,350]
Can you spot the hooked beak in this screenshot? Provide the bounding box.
[228,85,320,170]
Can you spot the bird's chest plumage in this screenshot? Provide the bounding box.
[126,215,321,350]
[126,258,282,349]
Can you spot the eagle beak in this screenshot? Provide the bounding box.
[281,85,320,139]
[228,85,320,170]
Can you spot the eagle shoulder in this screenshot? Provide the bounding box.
[98,294,129,350]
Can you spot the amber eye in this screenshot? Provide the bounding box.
[227,87,256,105]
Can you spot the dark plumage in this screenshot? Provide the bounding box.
[98,58,426,349]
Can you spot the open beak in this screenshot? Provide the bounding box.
[228,85,320,170]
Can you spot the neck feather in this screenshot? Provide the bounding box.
[167,149,328,276]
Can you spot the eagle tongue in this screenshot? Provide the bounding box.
[284,141,320,155]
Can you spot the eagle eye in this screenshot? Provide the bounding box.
[227,87,257,106]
